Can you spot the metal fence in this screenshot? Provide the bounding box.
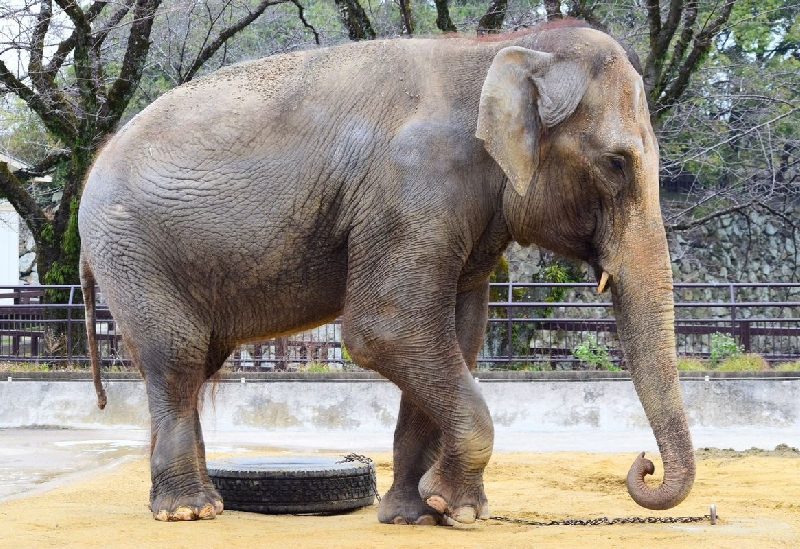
[481,282,800,369]
[1,283,798,370]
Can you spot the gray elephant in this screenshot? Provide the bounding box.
[79,20,695,524]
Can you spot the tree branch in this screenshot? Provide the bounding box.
[93,0,136,50]
[290,0,319,45]
[26,0,80,138]
[666,199,756,232]
[657,0,735,116]
[180,0,287,83]
[643,0,685,102]
[0,162,49,239]
[99,0,162,134]
[54,0,99,124]
[0,59,77,145]
[656,0,697,95]
[29,0,54,91]
[679,105,800,164]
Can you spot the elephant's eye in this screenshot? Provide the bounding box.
[606,153,627,173]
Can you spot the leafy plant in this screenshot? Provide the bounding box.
[0,361,53,372]
[677,357,706,371]
[708,332,743,366]
[507,361,551,372]
[340,343,352,363]
[716,353,767,371]
[573,335,619,371]
[301,362,330,373]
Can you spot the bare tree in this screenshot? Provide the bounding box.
[0,0,317,295]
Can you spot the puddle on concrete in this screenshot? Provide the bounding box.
[0,429,150,501]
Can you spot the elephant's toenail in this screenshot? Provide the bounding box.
[425,495,447,514]
[415,515,438,526]
[172,506,195,521]
[453,506,477,524]
[198,503,216,520]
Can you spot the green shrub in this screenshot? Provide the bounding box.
[677,357,706,371]
[773,361,800,371]
[0,361,53,372]
[716,353,768,371]
[573,335,619,371]
[708,332,743,366]
[300,362,330,373]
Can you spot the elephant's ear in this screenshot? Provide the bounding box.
[476,46,589,196]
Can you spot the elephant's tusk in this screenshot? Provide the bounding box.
[597,271,609,294]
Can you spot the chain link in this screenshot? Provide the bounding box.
[338,454,718,527]
[338,453,381,502]
[488,514,714,526]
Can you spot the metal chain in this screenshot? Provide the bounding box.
[338,453,382,502]
[338,454,718,527]
[489,504,717,527]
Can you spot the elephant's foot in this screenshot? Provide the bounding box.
[418,468,489,525]
[377,485,449,526]
[150,489,224,522]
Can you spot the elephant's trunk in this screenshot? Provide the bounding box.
[609,226,695,510]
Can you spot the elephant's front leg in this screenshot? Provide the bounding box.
[344,254,494,525]
[378,284,493,525]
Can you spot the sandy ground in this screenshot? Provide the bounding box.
[2,445,799,549]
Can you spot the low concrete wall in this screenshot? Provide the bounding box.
[1,372,798,436]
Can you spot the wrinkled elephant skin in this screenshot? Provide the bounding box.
[79,22,694,524]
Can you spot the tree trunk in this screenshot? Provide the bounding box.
[544,0,562,20]
[434,0,457,33]
[477,0,506,35]
[334,0,376,41]
[398,0,414,36]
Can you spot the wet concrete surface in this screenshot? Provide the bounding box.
[2,426,797,503]
[0,429,149,501]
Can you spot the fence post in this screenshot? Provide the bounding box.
[506,282,513,364]
[67,285,75,362]
[740,321,751,352]
[729,284,738,345]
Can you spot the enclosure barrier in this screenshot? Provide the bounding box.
[1,283,798,370]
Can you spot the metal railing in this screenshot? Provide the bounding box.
[481,282,800,369]
[1,283,798,370]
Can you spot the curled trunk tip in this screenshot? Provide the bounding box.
[626,451,695,510]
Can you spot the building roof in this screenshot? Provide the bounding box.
[0,152,32,172]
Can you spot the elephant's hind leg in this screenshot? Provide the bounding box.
[137,329,229,521]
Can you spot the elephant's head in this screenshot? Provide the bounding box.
[476,29,695,510]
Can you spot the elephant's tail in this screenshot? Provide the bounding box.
[80,253,107,410]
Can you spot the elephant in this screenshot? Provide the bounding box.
[79,20,695,525]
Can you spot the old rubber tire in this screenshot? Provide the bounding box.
[207,456,376,514]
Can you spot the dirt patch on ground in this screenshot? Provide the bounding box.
[2,449,798,548]
[695,443,800,459]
